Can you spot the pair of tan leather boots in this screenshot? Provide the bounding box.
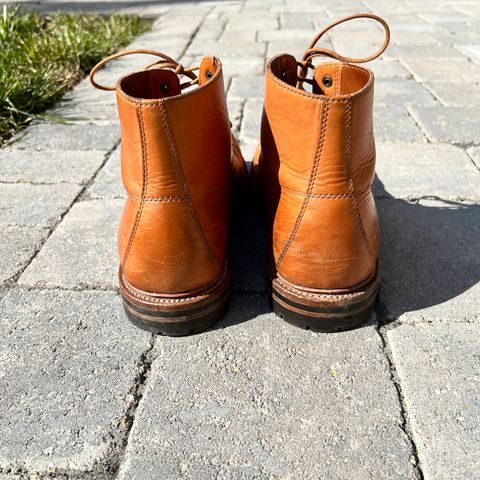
[89,13,390,336]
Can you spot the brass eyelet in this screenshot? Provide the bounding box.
[160,83,170,92]
[206,70,213,80]
[322,75,333,88]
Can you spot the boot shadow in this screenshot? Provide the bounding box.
[374,176,480,324]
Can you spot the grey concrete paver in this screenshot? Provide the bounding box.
[9,123,119,151]
[0,1,479,478]
[425,81,480,107]
[388,323,480,480]
[375,78,437,107]
[0,289,152,478]
[408,106,480,144]
[0,149,106,184]
[376,143,480,200]
[86,147,126,200]
[402,58,480,83]
[377,198,480,324]
[0,226,49,285]
[19,200,121,290]
[118,297,414,480]
[374,105,426,143]
[0,183,82,227]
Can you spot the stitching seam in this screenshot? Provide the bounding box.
[128,184,228,202]
[345,100,375,264]
[281,184,371,199]
[122,103,148,267]
[160,102,221,270]
[276,101,329,267]
[121,262,229,305]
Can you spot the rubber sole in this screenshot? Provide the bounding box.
[119,265,231,336]
[269,268,379,333]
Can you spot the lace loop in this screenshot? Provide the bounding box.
[297,13,390,88]
[89,49,197,91]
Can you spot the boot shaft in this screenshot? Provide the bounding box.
[91,53,235,294]
[257,14,390,291]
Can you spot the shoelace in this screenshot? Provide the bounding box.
[89,49,200,91]
[296,13,390,89]
[89,13,389,93]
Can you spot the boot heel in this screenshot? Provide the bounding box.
[120,266,231,336]
[121,292,230,336]
[270,271,379,333]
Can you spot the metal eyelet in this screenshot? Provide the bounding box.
[281,69,290,79]
[206,70,213,80]
[322,75,333,88]
[160,83,170,93]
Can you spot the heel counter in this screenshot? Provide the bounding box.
[275,189,377,290]
[119,197,219,294]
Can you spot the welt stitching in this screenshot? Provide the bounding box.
[122,103,148,267]
[277,101,329,267]
[345,100,375,264]
[121,262,229,305]
[160,103,221,270]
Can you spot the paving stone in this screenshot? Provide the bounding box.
[239,142,257,166]
[218,56,265,76]
[418,11,475,24]
[467,145,480,169]
[87,147,125,199]
[384,45,460,61]
[0,183,82,227]
[382,22,440,33]
[370,60,411,78]
[258,29,317,42]
[267,41,311,59]
[425,81,480,106]
[0,226,49,285]
[219,30,257,42]
[239,99,263,144]
[187,40,266,57]
[374,105,425,143]
[376,197,480,323]
[391,32,440,46]
[228,75,264,101]
[19,199,121,290]
[9,124,119,151]
[408,105,480,144]
[376,143,480,199]
[387,323,480,480]
[454,43,480,63]
[226,19,279,31]
[0,289,151,478]
[375,78,437,107]
[402,58,480,83]
[47,100,118,124]
[0,149,105,184]
[118,296,414,480]
[227,99,244,134]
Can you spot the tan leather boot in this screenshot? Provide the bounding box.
[90,50,246,335]
[253,14,390,332]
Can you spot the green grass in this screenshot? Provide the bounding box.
[0,6,149,145]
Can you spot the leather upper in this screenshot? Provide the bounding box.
[257,55,379,290]
[115,57,235,294]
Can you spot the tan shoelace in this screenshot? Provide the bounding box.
[89,49,199,91]
[297,13,391,89]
